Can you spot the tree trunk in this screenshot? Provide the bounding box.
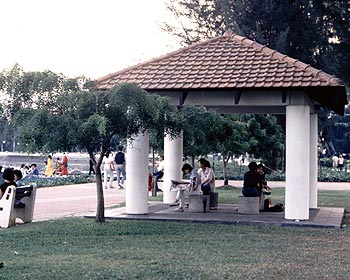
[191,155,195,168]
[95,166,105,222]
[223,158,228,186]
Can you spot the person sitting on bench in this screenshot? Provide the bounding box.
[256,163,271,195]
[242,162,260,197]
[0,168,17,200]
[170,163,201,212]
[197,158,215,195]
[152,155,164,191]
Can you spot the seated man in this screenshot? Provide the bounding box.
[152,155,164,191]
[242,162,260,197]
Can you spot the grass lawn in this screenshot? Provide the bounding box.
[1,189,350,279]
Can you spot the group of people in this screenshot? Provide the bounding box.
[170,157,216,212]
[332,154,345,171]
[103,146,126,190]
[44,154,69,176]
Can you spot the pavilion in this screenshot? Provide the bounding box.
[96,30,347,221]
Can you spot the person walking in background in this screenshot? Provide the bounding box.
[44,155,53,176]
[332,154,339,171]
[114,145,126,189]
[338,154,345,171]
[89,159,95,175]
[103,152,115,189]
[61,153,68,175]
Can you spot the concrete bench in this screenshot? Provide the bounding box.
[189,195,210,213]
[0,186,16,228]
[238,196,259,214]
[0,184,37,228]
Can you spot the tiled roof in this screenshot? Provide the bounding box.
[96,30,345,91]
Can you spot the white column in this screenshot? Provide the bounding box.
[163,132,183,203]
[309,113,318,209]
[125,132,149,214]
[285,105,310,220]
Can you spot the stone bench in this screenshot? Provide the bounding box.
[237,196,259,214]
[189,194,210,212]
[0,184,37,228]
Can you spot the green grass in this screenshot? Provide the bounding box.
[1,189,350,279]
[1,217,350,279]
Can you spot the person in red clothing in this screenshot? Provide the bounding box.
[61,153,69,175]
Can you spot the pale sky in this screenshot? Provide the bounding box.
[0,0,181,79]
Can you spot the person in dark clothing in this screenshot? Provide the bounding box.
[115,146,126,189]
[0,168,17,199]
[242,162,260,197]
[257,163,271,195]
[89,159,95,175]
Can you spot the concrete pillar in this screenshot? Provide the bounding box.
[285,105,310,220]
[309,113,318,209]
[163,132,183,203]
[125,132,149,214]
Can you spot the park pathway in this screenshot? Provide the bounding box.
[33,183,125,221]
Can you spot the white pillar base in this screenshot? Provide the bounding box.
[163,133,183,203]
[285,105,310,220]
[125,132,149,214]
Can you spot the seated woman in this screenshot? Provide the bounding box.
[256,163,271,195]
[197,158,215,195]
[171,163,201,212]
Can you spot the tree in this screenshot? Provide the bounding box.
[245,114,285,169]
[0,64,91,151]
[207,114,249,184]
[15,82,181,222]
[181,106,216,166]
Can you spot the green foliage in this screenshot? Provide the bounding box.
[22,175,92,188]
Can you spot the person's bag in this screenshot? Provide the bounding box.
[110,163,115,171]
[267,203,284,212]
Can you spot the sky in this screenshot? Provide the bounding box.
[0,0,181,79]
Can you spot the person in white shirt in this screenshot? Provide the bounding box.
[332,154,339,170]
[197,158,215,195]
[103,152,115,189]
